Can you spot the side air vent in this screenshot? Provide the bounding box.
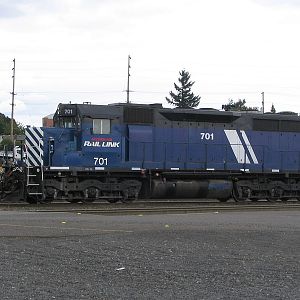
[253,119,279,131]
[253,119,300,132]
[124,107,153,124]
[281,120,300,132]
[160,112,239,123]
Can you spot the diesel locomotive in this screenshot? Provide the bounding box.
[4,101,300,203]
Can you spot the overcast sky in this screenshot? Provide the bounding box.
[1,0,300,126]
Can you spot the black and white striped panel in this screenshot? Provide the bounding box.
[25,127,44,166]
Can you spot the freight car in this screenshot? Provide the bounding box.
[3,102,300,203]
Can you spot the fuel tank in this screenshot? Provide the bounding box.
[151,179,233,200]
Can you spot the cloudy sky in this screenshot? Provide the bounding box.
[1,0,300,126]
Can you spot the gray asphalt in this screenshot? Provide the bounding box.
[0,210,299,300]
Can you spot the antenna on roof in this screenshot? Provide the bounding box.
[261,91,265,114]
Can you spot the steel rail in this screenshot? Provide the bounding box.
[0,202,299,214]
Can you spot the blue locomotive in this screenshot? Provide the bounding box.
[23,102,300,203]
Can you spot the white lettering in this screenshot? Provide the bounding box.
[84,141,120,148]
[94,157,108,166]
[200,133,214,140]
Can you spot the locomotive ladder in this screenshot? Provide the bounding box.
[25,139,44,198]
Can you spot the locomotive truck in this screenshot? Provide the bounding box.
[2,101,300,203]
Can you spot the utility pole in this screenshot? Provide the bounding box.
[126,55,131,103]
[261,91,264,114]
[10,58,16,143]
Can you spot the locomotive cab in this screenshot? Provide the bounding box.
[50,103,123,169]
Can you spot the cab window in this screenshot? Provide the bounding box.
[58,117,76,128]
[93,119,110,134]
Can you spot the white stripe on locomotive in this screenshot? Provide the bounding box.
[26,151,40,166]
[28,127,44,147]
[25,131,43,159]
[224,130,250,164]
[25,127,44,166]
[240,130,259,164]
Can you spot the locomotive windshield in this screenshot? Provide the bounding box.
[57,117,77,128]
[93,119,111,134]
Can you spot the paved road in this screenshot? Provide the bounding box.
[0,210,299,300]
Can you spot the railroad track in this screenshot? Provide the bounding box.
[0,200,300,215]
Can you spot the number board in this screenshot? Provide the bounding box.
[58,105,77,117]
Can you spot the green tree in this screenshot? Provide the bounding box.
[0,113,25,149]
[222,99,259,111]
[270,103,276,113]
[166,70,201,108]
[0,113,24,135]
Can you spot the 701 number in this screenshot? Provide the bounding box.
[200,133,214,140]
[94,157,108,166]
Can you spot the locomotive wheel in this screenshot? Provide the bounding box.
[67,199,80,203]
[66,197,81,203]
[81,198,95,203]
[67,192,84,203]
[280,198,288,202]
[120,198,134,203]
[107,198,119,203]
[218,197,230,202]
[0,191,8,200]
[266,197,276,202]
[43,198,53,203]
[232,185,245,202]
[26,196,38,204]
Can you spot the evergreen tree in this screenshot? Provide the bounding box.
[166,70,201,108]
[270,103,276,113]
[222,99,259,111]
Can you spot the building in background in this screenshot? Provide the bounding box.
[42,113,54,127]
